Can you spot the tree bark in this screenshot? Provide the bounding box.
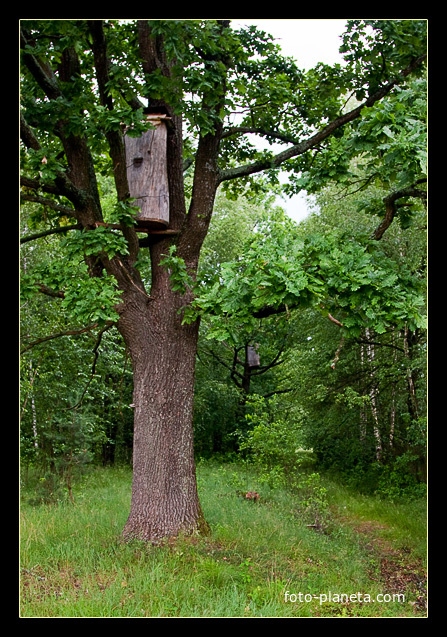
[117,263,209,541]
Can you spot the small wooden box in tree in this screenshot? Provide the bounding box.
[124,113,170,230]
[247,344,260,369]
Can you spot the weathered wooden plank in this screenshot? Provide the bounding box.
[94,222,178,236]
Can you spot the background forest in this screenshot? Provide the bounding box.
[20,175,427,502]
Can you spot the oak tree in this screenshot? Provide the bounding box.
[20,19,426,541]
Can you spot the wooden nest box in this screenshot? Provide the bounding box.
[247,344,260,369]
[124,113,170,230]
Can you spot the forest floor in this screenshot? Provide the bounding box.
[19,461,427,619]
[329,512,427,614]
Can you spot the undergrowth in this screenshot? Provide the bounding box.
[20,462,427,618]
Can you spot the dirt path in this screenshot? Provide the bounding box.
[345,518,427,614]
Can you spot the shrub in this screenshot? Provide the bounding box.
[375,453,427,500]
[237,395,313,486]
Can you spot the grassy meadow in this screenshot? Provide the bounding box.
[19,461,427,618]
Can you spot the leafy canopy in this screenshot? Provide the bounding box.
[20,19,427,330]
[185,210,426,342]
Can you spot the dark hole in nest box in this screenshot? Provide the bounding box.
[124,113,171,230]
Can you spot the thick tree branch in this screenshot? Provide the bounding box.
[371,181,427,240]
[88,21,129,201]
[328,313,344,328]
[21,34,103,224]
[218,54,427,184]
[20,112,42,152]
[88,20,140,262]
[20,112,88,209]
[20,28,62,100]
[20,224,82,244]
[20,193,77,219]
[21,176,61,196]
[180,110,225,264]
[35,283,65,298]
[251,344,286,376]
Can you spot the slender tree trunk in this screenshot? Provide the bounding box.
[389,329,399,450]
[29,361,39,448]
[403,324,420,421]
[365,329,382,462]
[359,340,368,444]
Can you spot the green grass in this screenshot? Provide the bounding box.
[20,461,427,618]
[321,474,427,562]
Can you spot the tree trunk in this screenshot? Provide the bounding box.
[118,245,209,542]
[112,118,220,541]
[365,328,382,463]
[403,324,420,422]
[120,316,209,541]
